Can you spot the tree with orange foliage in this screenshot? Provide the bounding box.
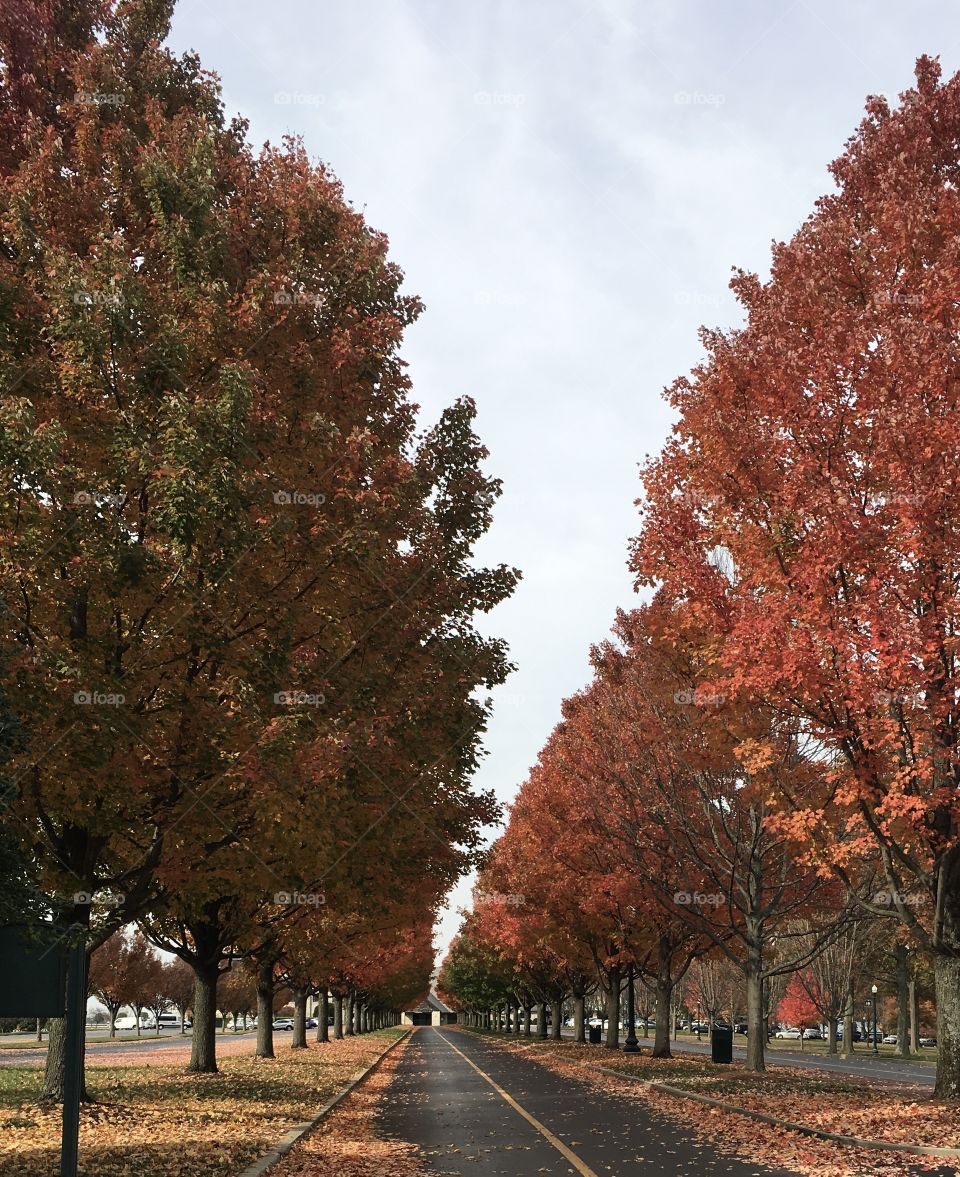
[634,59,960,1096]
[0,0,514,1093]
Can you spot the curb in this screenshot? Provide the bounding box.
[236,1029,411,1177]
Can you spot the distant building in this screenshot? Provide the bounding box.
[402,993,457,1026]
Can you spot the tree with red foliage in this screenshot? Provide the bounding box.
[778,973,823,1048]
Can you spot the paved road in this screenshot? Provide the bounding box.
[560,1029,936,1087]
[0,1030,258,1066]
[668,1036,936,1087]
[377,1026,801,1176]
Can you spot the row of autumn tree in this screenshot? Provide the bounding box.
[0,1,516,1097]
[87,929,404,1044]
[442,57,960,1100]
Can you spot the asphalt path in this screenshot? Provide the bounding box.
[377,1026,801,1176]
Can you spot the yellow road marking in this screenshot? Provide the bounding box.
[437,1031,600,1177]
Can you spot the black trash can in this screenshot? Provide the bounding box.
[588,1025,602,1044]
[711,1023,733,1064]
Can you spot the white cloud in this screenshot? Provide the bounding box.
[167,0,960,966]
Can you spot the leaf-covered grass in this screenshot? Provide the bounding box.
[0,1029,405,1177]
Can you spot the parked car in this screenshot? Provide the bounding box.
[305,1018,317,1029]
[272,1018,294,1031]
[882,1034,899,1045]
[157,1013,180,1028]
[115,1014,154,1031]
[775,1028,802,1039]
[802,1028,823,1039]
[734,1023,748,1035]
[920,1037,937,1047]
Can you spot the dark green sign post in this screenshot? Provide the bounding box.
[60,938,86,1177]
[0,925,82,1177]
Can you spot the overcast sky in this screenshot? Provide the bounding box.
[167,0,960,965]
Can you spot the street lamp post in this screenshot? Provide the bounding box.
[623,963,640,1054]
[871,984,879,1056]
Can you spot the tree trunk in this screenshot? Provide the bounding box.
[536,1001,548,1039]
[317,988,329,1043]
[604,968,621,1049]
[42,911,97,1100]
[187,964,219,1073]
[896,943,910,1058]
[934,952,960,1098]
[333,994,344,1040]
[842,974,855,1056]
[345,993,355,1036]
[255,964,275,1059]
[651,940,672,1059]
[744,960,765,1072]
[109,1008,117,1038]
[522,1005,531,1036]
[909,978,920,1054]
[550,1000,562,1040]
[292,987,308,1049]
[573,994,585,1043]
[652,978,672,1059]
[41,1019,73,1101]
